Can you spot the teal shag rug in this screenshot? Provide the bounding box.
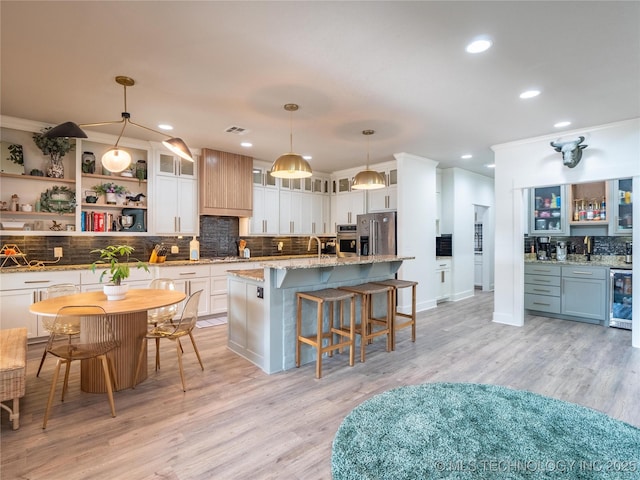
[332,383,640,479]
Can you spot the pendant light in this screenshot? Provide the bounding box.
[44,76,194,173]
[351,130,386,190]
[270,103,312,179]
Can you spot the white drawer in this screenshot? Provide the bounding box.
[0,270,81,291]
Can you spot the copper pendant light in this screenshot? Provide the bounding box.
[45,75,193,173]
[270,104,312,179]
[351,130,386,190]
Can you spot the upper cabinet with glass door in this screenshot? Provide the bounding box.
[157,152,195,178]
[530,185,568,235]
[611,178,633,234]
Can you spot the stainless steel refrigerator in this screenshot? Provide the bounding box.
[356,212,397,256]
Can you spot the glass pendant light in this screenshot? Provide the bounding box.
[352,130,386,190]
[270,104,312,179]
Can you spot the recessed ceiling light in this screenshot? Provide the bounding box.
[461,154,473,159]
[519,90,541,99]
[240,142,252,148]
[466,37,492,54]
[302,155,312,161]
[554,121,571,128]
[158,124,173,131]
[485,163,496,169]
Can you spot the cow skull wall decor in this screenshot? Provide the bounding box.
[550,136,588,168]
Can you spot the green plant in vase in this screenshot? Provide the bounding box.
[90,245,148,300]
[32,127,74,178]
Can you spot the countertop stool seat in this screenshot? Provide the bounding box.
[372,279,418,349]
[338,283,393,363]
[296,288,356,378]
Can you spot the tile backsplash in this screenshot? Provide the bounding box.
[524,235,632,256]
[0,215,336,266]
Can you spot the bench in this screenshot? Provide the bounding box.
[0,328,27,430]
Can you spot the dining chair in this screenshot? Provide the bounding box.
[147,278,179,370]
[42,305,119,429]
[133,290,204,392]
[36,283,80,377]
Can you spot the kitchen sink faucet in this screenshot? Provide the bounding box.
[308,236,322,259]
[584,236,592,261]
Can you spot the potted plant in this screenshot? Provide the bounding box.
[90,245,149,300]
[32,127,74,178]
[92,182,128,204]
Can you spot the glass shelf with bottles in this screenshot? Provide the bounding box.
[568,181,609,226]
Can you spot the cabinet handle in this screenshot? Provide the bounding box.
[441,271,445,282]
[533,278,551,283]
[570,271,593,276]
[533,302,551,307]
[179,272,197,276]
[531,268,553,274]
[532,288,551,293]
[312,222,316,234]
[33,291,37,303]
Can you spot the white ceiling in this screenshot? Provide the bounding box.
[2,1,639,178]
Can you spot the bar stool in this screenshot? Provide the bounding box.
[338,283,393,363]
[372,279,418,349]
[296,288,356,378]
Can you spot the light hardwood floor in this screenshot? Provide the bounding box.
[2,291,639,479]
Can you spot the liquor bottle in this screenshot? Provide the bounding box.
[586,202,594,220]
[573,200,579,221]
[600,197,606,220]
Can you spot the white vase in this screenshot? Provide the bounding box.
[103,284,128,301]
[105,192,117,204]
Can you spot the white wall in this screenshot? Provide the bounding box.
[441,167,495,301]
[395,152,439,312]
[492,118,640,348]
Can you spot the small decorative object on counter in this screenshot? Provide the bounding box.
[190,236,200,261]
[11,194,19,212]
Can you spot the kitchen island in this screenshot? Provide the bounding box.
[226,255,413,374]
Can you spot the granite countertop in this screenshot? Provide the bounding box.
[260,255,414,270]
[525,254,632,269]
[227,269,265,282]
[0,254,321,274]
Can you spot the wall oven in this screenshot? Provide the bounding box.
[336,224,358,257]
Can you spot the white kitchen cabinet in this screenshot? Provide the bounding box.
[0,270,81,338]
[367,165,397,213]
[435,258,452,302]
[335,190,365,226]
[251,186,279,234]
[156,152,195,178]
[368,185,397,212]
[227,276,267,369]
[154,175,197,235]
[153,264,211,317]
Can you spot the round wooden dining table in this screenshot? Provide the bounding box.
[30,289,186,393]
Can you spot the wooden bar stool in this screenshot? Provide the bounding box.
[372,279,418,349]
[338,283,393,363]
[296,288,356,378]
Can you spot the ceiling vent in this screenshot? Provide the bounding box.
[224,125,249,135]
